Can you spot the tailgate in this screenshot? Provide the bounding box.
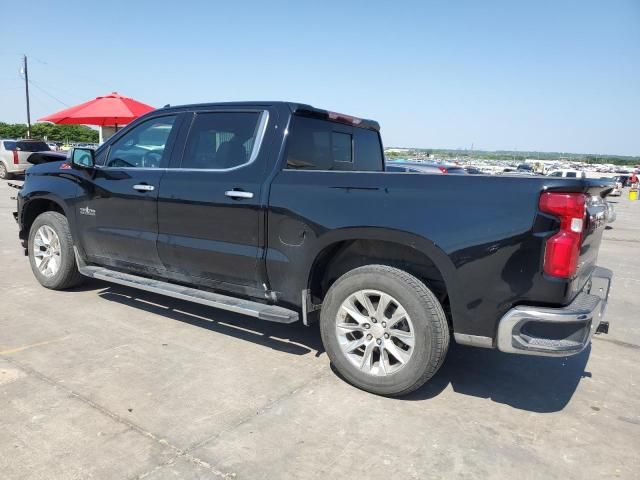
[574,182,609,294]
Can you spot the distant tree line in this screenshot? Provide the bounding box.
[385,148,639,166]
[0,122,99,143]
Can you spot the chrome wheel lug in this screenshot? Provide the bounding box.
[376,339,382,345]
[366,334,373,340]
[382,322,387,328]
[371,318,377,323]
[384,333,389,339]
[364,323,370,329]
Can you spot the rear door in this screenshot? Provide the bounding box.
[75,114,181,271]
[157,108,271,290]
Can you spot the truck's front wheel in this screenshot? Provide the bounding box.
[28,212,85,290]
[320,265,449,396]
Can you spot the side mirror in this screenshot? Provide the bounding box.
[71,147,95,168]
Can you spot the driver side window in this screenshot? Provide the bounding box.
[105,116,177,168]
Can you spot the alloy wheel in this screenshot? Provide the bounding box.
[335,289,415,376]
[33,225,62,277]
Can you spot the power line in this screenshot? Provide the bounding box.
[27,79,70,107]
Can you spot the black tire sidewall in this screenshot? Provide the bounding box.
[28,212,76,289]
[320,266,445,395]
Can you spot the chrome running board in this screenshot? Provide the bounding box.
[78,264,299,324]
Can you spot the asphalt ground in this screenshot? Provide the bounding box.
[0,178,638,480]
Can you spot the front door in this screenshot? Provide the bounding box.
[157,109,270,291]
[76,114,180,272]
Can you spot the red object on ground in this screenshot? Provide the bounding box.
[38,92,154,127]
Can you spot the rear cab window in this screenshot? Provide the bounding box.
[286,115,383,172]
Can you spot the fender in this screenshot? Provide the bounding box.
[17,166,81,247]
[304,227,462,324]
[305,226,457,293]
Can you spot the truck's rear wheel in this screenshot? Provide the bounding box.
[28,212,85,290]
[320,265,449,396]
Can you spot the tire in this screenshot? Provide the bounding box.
[320,265,450,396]
[0,161,12,180]
[28,211,85,290]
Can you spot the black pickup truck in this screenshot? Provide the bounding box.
[13,101,613,396]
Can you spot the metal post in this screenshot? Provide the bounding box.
[23,55,32,138]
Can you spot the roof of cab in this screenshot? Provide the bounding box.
[159,101,381,131]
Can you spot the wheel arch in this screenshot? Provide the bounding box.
[305,228,459,328]
[20,195,70,250]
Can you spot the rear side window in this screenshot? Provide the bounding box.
[286,116,382,172]
[3,141,16,150]
[16,141,49,152]
[181,112,262,170]
[354,129,383,171]
[566,172,577,178]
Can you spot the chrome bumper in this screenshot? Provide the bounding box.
[496,267,613,357]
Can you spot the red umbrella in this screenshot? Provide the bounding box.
[38,92,155,127]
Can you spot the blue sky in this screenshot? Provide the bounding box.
[1,0,638,155]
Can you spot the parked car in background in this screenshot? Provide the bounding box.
[600,177,622,196]
[547,169,586,179]
[464,166,483,175]
[612,175,631,187]
[386,161,467,175]
[386,162,444,174]
[0,139,51,179]
[516,163,535,174]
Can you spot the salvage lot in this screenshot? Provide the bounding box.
[0,180,638,480]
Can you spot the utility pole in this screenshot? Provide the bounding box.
[23,55,32,138]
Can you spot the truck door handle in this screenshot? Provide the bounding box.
[225,190,254,199]
[133,184,155,192]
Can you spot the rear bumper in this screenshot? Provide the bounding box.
[496,267,613,357]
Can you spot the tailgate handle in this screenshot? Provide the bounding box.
[133,184,155,192]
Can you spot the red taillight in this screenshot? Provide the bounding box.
[438,166,448,174]
[539,192,587,278]
[12,150,19,165]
